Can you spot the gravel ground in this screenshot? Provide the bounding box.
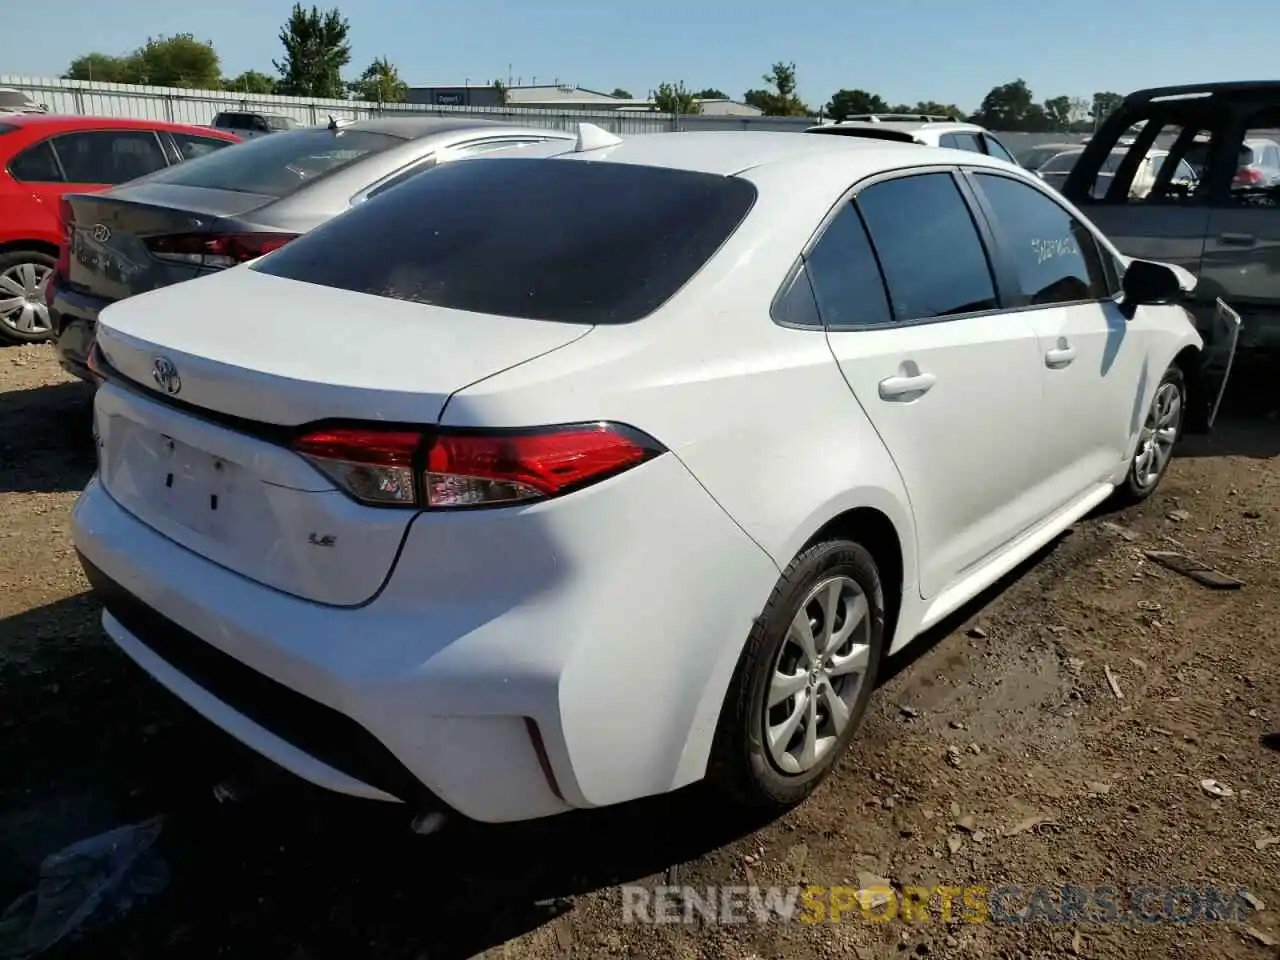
[2,341,1279,960]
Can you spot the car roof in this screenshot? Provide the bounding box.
[532,129,1022,190]
[319,116,575,141]
[0,113,237,138]
[808,119,982,137]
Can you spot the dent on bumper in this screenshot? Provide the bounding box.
[71,450,779,822]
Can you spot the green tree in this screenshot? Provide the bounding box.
[223,70,278,94]
[1043,95,1072,131]
[610,87,633,99]
[653,81,701,114]
[743,61,809,117]
[825,89,888,121]
[128,34,221,87]
[492,79,509,105]
[64,53,132,83]
[274,3,351,98]
[1090,91,1124,124]
[65,35,220,88]
[969,78,1043,131]
[348,56,407,103]
[904,100,965,119]
[693,87,727,100]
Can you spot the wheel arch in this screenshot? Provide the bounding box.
[0,239,59,259]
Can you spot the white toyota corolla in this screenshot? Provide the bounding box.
[71,125,1231,825]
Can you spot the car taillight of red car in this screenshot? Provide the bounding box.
[1233,166,1263,186]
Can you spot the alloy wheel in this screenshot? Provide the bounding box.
[0,261,53,337]
[1134,380,1182,489]
[764,575,872,775]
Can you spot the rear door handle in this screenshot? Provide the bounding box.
[1220,232,1256,246]
[878,372,936,400]
[1045,345,1076,368]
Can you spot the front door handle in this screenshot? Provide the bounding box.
[1045,345,1076,368]
[1220,232,1256,246]
[878,372,936,400]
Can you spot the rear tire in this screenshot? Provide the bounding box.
[0,248,55,344]
[711,538,886,810]
[1113,364,1185,505]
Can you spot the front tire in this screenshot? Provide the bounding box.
[712,538,886,810]
[1114,364,1186,505]
[0,249,55,344]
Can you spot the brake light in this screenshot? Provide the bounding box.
[1234,166,1263,185]
[291,423,665,509]
[55,198,74,276]
[145,232,299,268]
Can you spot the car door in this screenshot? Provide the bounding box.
[1200,106,1280,348]
[812,169,1047,599]
[965,169,1144,508]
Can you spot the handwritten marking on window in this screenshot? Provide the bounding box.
[1031,236,1079,265]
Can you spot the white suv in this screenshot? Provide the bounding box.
[807,114,1021,165]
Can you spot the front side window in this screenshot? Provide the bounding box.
[855,172,998,321]
[171,132,235,161]
[972,173,1110,304]
[51,131,168,184]
[940,132,983,154]
[255,157,757,325]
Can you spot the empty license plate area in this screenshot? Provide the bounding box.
[106,416,238,540]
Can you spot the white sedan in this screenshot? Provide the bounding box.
[72,125,1216,825]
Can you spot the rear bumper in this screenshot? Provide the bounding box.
[71,452,779,822]
[51,283,110,383]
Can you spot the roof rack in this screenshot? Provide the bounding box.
[841,113,957,124]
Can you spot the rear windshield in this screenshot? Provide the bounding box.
[253,157,758,324]
[1041,151,1082,173]
[137,128,402,198]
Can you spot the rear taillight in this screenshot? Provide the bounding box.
[1234,166,1263,185]
[144,232,299,268]
[291,423,665,509]
[55,197,74,277]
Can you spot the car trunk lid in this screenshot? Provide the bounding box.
[63,185,277,303]
[92,267,592,605]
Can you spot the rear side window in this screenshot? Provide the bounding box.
[254,157,757,324]
[52,131,168,184]
[941,132,983,154]
[794,202,891,326]
[983,135,1017,164]
[855,172,998,321]
[8,140,63,182]
[139,128,402,198]
[972,173,1110,304]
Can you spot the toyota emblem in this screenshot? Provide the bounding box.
[152,356,181,395]
[90,224,111,243]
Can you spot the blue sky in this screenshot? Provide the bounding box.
[1,0,1274,112]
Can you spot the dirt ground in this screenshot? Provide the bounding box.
[2,341,1280,960]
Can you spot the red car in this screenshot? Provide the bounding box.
[0,114,240,344]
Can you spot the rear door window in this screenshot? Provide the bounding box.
[7,140,63,182]
[136,128,403,198]
[855,172,998,321]
[50,130,168,184]
[254,157,757,324]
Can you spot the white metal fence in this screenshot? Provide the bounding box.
[0,76,1131,149]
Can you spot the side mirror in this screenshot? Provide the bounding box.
[1121,259,1183,318]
